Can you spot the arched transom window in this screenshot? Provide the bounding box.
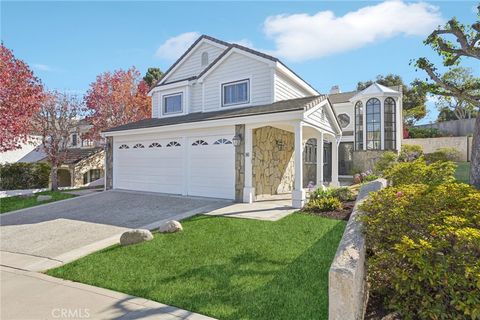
[192,140,208,146]
[149,142,161,148]
[166,141,181,147]
[133,143,145,149]
[354,101,363,150]
[366,98,381,150]
[119,144,129,149]
[384,97,396,150]
[213,138,232,145]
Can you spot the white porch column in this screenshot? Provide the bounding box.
[243,125,255,203]
[331,137,340,187]
[292,122,306,208]
[316,131,325,189]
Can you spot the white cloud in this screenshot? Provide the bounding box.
[33,64,54,72]
[155,32,200,60]
[263,0,444,61]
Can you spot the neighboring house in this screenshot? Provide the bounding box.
[102,35,401,208]
[5,119,105,188]
[0,136,42,164]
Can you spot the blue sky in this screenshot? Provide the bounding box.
[2,1,478,124]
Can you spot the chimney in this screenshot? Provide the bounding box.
[330,85,341,94]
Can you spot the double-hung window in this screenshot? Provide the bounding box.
[163,93,183,114]
[222,79,249,107]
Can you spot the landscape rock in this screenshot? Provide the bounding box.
[36,195,52,202]
[353,174,362,184]
[382,312,401,320]
[158,220,183,233]
[120,229,153,246]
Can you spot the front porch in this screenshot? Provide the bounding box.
[240,120,340,209]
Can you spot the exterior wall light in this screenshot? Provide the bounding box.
[276,139,285,151]
[232,134,242,147]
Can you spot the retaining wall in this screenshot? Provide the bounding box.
[403,136,473,161]
[329,178,387,320]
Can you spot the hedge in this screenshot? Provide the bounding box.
[0,162,50,190]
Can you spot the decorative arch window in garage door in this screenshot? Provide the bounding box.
[213,138,232,145]
[192,140,208,146]
[119,144,129,149]
[166,141,181,147]
[148,142,162,148]
[133,143,145,149]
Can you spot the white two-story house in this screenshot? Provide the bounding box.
[102,35,402,208]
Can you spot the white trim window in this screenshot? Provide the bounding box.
[222,79,249,107]
[163,93,183,114]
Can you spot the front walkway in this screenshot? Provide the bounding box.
[205,194,295,221]
[0,266,214,320]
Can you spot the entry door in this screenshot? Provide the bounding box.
[187,136,235,199]
[323,143,332,182]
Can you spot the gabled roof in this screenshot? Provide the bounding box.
[39,147,103,165]
[104,95,327,133]
[350,83,401,101]
[151,35,318,94]
[328,85,402,104]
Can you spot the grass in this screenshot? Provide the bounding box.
[455,162,470,184]
[0,191,76,213]
[48,214,346,320]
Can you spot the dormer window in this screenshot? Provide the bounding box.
[163,93,183,114]
[222,79,249,107]
[201,52,209,67]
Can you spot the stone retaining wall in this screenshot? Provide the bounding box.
[403,136,473,162]
[329,178,387,320]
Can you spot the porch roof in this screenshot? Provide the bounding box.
[103,95,327,133]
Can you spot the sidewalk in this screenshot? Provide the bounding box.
[0,266,215,320]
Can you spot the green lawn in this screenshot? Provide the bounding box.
[48,214,346,320]
[455,162,470,184]
[0,191,76,213]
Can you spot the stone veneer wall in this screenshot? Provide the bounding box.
[253,126,294,196]
[105,136,113,190]
[72,151,105,187]
[234,124,245,202]
[352,150,386,173]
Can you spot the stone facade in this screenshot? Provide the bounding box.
[71,151,105,186]
[234,124,245,202]
[252,126,294,196]
[105,137,113,190]
[352,150,385,173]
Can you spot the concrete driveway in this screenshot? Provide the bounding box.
[0,190,229,271]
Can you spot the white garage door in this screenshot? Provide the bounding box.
[113,134,235,199]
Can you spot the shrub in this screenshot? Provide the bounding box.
[0,162,50,190]
[304,196,343,212]
[425,147,461,163]
[331,187,356,202]
[360,183,480,319]
[385,158,456,186]
[374,151,398,175]
[362,173,379,183]
[407,127,443,138]
[309,187,334,201]
[398,144,423,162]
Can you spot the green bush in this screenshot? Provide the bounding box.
[374,151,398,175]
[304,196,343,212]
[385,158,456,186]
[0,163,50,190]
[360,183,480,319]
[425,147,461,163]
[310,186,356,202]
[362,174,379,183]
[398,144,423,162]
[407,127,444,138]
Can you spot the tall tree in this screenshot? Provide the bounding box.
[32,92,81,191]
[434,67,479,121]
[143,67,163,88]
[84,67,151,139]
[357,74,428,125]
[415,6,480,188]
[0,44,44,151]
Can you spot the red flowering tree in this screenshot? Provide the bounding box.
[0,44,44,151]
[84,67,151,139]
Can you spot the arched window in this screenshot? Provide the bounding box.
[166,141,181,147]
[192,140,208,146]
[201,52,209,67]
[366,98,381,150]
[133,143,145,149]
[148,142,161,148]
[355,101,363,150]
[384,97,396,150]
[119,144,129,149]
[213,138,232,145]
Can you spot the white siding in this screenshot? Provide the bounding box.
[190,83,202,113]
[203,52,272,111]
[275,72,310,101]
[167,42,225,83]
[152,92,159,118]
